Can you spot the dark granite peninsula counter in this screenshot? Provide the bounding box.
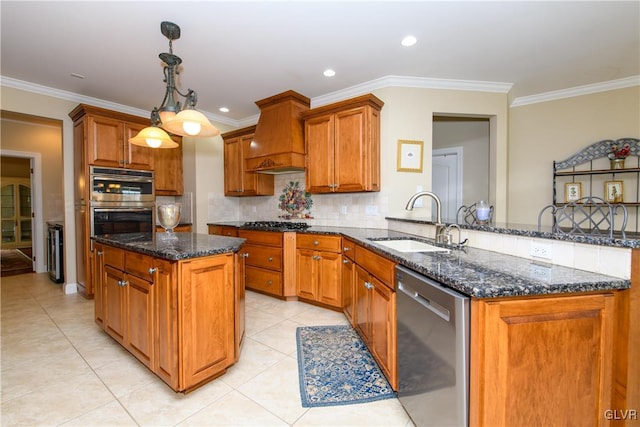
[92,232,246,393]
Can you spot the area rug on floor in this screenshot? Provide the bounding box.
[0,249,33,277]
[296,325,395,407]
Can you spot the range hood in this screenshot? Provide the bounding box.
[245,90,310,174]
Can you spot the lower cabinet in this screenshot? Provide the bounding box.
[470,293,616,426]
[94,242,239,392]
[238,230,285,297]
[296,234,343,309]
[208,225,239,237]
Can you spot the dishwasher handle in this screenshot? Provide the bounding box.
[398,282,451,322]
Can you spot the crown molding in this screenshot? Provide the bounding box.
[510,75,640,107]
[0,76,240,127]
[311,75,513,108]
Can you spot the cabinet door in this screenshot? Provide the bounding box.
[126,274,154,368]
[153,258,178,390]
[334,107,368,192]
[305,114,335,193]
[87,115,123,167]
[355,265,372,343]
[224,135,244,195]
[296,249,318,300]
[104,265,126,344]
[93,244,105,327]
[180,254,235,390]
[124,123,154,170]
[370,276,397,389]
[154,138,183,195]
[470,294,615,427]
[342,256,355,325]
[234,251,246,361]
[317,252,342,308]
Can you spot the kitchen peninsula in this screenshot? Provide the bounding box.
[92,232,246,392]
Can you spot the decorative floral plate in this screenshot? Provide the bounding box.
[279,181,313,217]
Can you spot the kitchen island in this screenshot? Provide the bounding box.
[92,232,246,392]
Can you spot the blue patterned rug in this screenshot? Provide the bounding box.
[296,325,396,407]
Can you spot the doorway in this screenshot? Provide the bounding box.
[432,116,490,223]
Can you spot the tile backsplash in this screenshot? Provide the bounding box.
[208,173,391,228]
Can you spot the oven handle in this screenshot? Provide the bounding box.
[90,175,153,183]
[92,207,154,213]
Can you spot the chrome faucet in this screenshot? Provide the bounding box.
[405,191,446,243]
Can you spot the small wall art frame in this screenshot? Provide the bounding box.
[397,140,424,172]
[564,182,582,202]
[604,180,624,203]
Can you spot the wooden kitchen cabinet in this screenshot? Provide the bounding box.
[94,242,240,392]
[470,293,616,427]
[208,225,239,237]
[238,230,285,297]
[353,243,398,390]
[154,138,183,195]
[296,233,343,309]
[222,125,274,196]
[302,94,383,193]
[342,239,357,325]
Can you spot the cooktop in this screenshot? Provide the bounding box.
[242,221,311,231]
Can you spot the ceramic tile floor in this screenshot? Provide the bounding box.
[1,273,413,426]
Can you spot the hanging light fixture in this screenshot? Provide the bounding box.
[130,21,219,148]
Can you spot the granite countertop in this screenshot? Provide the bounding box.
[93,232,245,261]
[208,222,630,298]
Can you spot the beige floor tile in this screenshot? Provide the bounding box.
[0,371,114,426]
[250,319,304,355]
[237,356,307,425]
[291,304,350,326]
[60,400,138,426]
[219,337,288,389]
[294,397,411,426]
[245,308,286,337]
[94,352,159,397]
[117,375,233,426]
[177,390,289,427]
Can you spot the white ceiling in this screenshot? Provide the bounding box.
[1,1,639,126]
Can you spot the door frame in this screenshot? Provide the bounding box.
[0,150,44,273]
[432,147,463,222]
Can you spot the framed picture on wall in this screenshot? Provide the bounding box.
[564,182,582,202]
[397,140,424,172]
[604,180,624,203]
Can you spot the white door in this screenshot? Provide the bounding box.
[432,148,462,223]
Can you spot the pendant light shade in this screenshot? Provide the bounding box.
[129,126,178,149]
[162,109,220,137]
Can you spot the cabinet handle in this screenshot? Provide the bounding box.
[226,232,232,236]
[312,255,321,261]
[96,251,103,256]
[313,240,319,245]
[118,280,128,287]
[268,257,274,262]
[148,267,157,274]
[267,280,273,286]
[242,252,250,258]
[364,281,373,290]
[343,259,350,264]
[343,247,351,252]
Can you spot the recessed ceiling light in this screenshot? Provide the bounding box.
[401,36,417,47]
[323,69,336,77]
[219,107,229,113]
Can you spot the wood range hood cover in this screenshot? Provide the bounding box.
[245,90,310,174]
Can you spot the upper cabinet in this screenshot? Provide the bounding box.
[154,138,183,196]
[222,125,274,196]
[302,94,384,194]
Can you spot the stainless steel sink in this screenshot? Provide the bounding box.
[368,238,450,253]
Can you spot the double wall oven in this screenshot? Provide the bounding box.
[89,166,155,236]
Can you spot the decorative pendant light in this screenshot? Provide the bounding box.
[130,21,219,148]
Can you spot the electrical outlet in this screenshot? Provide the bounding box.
[341,206,347,215]
[530,263,551,281]
[530,241,552,259]
[365,205,378,215]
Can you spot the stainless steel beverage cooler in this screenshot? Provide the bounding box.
[47,222,63,283]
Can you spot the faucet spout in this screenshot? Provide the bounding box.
[405,191,446,243]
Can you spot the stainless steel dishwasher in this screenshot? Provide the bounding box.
[395,265,470,427]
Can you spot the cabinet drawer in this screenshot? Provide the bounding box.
[102,245,124,270]
[208,225,238,237]
[124,251,154,281]
[297,234,342,253]
[243,244,282,271]
[355,245,396,288]
[245,266,283,296]
[342,238,357,261]
[238,230,283,247]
